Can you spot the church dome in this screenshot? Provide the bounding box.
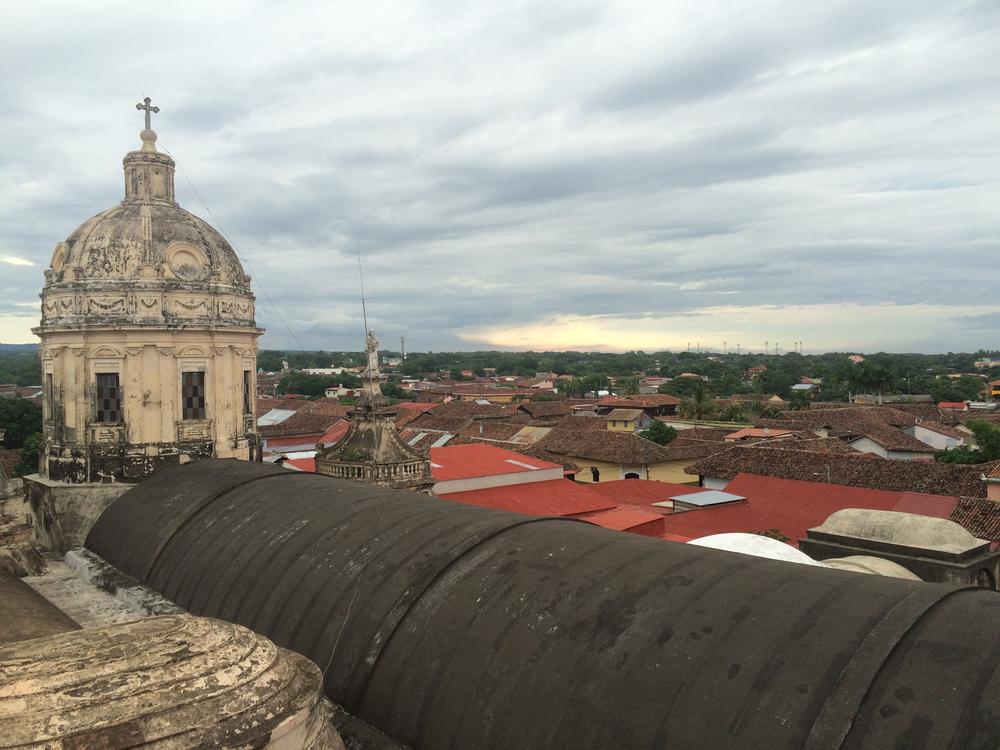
[38,108,255,331]
[49,201,249,287]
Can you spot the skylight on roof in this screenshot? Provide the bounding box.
[505,459,543,470]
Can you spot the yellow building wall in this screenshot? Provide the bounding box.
[40,327,259,461]
[648,460,701,485]
[570,457,628,483]
[568,457,701,485]
[607,420,636,432]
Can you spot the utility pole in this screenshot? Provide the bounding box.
[400,336,406,360]
[765,340,769,355]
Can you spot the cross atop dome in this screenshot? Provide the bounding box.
[135,97,160,152]
[136,96,159,129]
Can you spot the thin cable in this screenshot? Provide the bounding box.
[158,143,307,352]
[357,237,368,336]
[321,497,387,678]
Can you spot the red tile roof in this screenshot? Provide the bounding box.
[687,445,995,497]
[660,473,959,547]
[519,401,572,418]
[430,444,561,482]
[759,407,930,452]
[436,479,614,516]
[536,429,675,465]
[916,421,967,440]
[948,497,1000,541]
[598,394,681,408]
[724,428,796,441]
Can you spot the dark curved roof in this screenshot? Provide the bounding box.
[87,459,1000,750]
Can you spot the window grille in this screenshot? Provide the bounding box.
[95,373,121,423]
[182,371,206,420]
[243,370,252,415]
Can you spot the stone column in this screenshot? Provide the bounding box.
[123,347,144,443]
[158,348,176,443]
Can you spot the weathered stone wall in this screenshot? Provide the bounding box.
[0,478,47,576]
[24,474,130,554]
[39,328,258,483]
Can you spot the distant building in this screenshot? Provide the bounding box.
[605,408,652,433]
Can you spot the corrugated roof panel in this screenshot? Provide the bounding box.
[257,408,297,426]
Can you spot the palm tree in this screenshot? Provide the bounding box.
[717,402,748,423]
[742,400,783,420]
[680,384,717,420]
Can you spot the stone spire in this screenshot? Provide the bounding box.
[315,329,433,491]
[123,96,176,205]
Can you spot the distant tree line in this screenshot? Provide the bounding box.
[253,348,1000,405]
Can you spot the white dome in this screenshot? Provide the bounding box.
[822,556,922,580]
[688,533,822,566]
[814,509,984,554]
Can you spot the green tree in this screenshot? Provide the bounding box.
[679,385,717,420]
[789,390,812,410]
[639,421,678,445]
[0,397,42,447]
[741,400,784,420]
[276,372,360,398]
[14,431,41,476]
[619,377,639,395]
[936,421,1000,464]
[717,402,748,422]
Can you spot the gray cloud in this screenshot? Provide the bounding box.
[0,0,997,352]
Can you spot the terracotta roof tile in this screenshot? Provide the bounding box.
[598,394,681,408]
[519,401,572,418]
[686,445,993,498]
[949,496,1000,541]
[535,429,674,465]
[916,421,967,440]
[259,412,341,438]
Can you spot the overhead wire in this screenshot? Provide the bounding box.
[158,143,307,352]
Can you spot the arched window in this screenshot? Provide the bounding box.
[591,467,600,483]
[624,472,640,480]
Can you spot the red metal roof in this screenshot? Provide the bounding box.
[659,472,959,547]
[577,507,666,536]
[430,444,561,481]
[938,402,968,410]
[436,479,614,516]
[587,479,706,509]
[319,420,350,445]
[282,457,316,472]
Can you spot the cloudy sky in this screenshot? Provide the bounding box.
[1,0,998,353]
